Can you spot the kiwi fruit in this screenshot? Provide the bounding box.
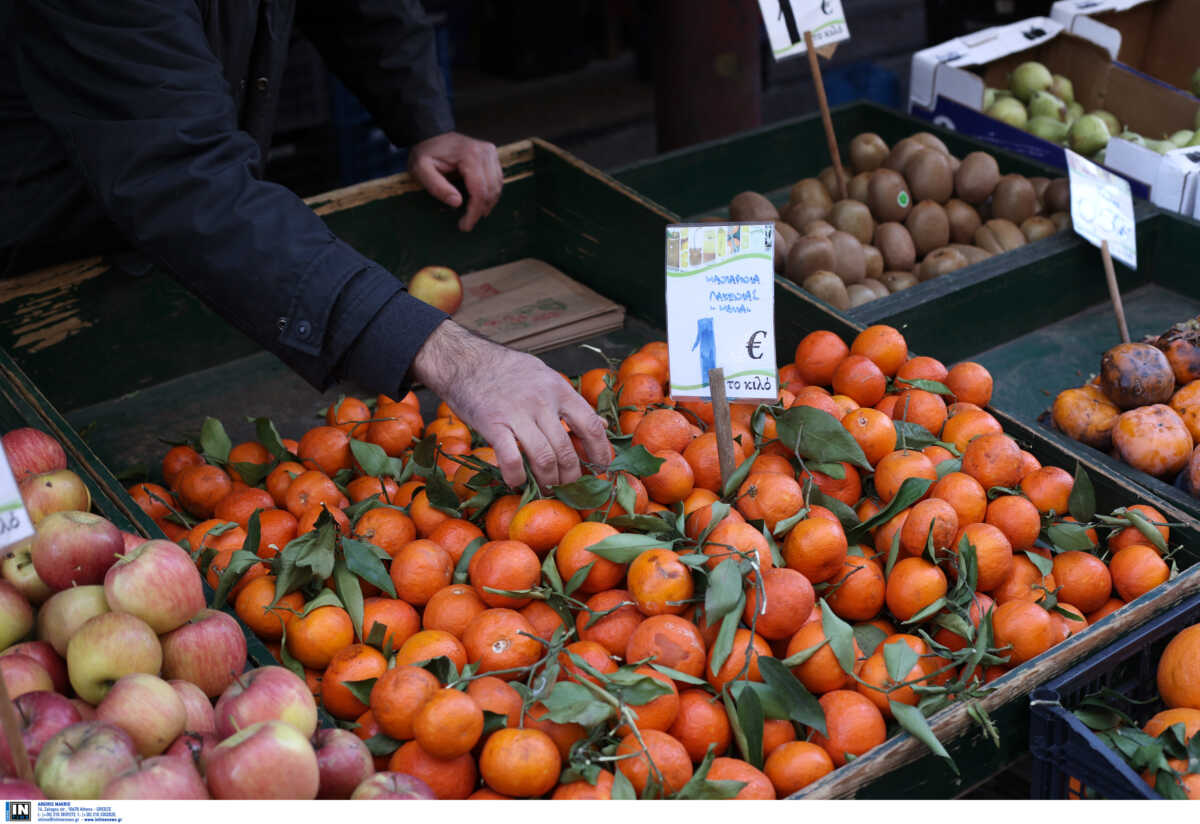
[880,271,919,293]
[944,199,983,245]
[873,222,917,272]
[818,166,840,198]
[846,283,877,308]
[868,169,913,223]
[803,220,836,237]
[849,133,890,173]
[954,152,1001,204]
[785,234,835,282]
[863,245,884,279]
[729,191,779,221]
[974,218,1028,253]
[947,243,993,265]
[911,132,951,156]
[991,175,1038,224]
[905,201,951,258]
[862,278,890,300]
[1029,177,1051,213]
[773,222,799,273]
[847,171,873,203]
[790,178,833,210]
[1044,178,1071,213]
[1021,216,1057,242]
[828,231,867,284]
[917,247,970,281]
[884,137,926,172]
[829,200,876,245]
[903,149,954,204]
[783,201,830,232]
[803,271,850,310]
[1049,211,1071,232]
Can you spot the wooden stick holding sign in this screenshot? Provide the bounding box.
[707,368,738,489]
[803,30,847,201]
[1100,240,1131,344]
[0,670,33,783]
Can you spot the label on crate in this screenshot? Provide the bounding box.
[758,0,850,60]
[665,223,777,402]
[1065,148,1137,270]
[0,443,35,551]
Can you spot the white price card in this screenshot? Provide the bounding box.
[758,0,850,61]
[665,223,777,403]
[0,443,35,552]
[1065,149,1137,270]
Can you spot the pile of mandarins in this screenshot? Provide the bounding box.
[129,324,1180,800]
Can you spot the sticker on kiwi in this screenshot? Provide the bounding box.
[897,191,911,209]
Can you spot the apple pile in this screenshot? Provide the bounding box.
[0,427,429,801]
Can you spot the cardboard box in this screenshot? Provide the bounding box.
[1143,146,1200,220]
[1051,0,1200,96]
[908,16,1198,200]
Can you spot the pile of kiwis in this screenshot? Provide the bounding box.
[728,130,1072,310]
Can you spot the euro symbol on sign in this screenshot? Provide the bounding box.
[746,330,766,360]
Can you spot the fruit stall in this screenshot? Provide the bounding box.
[4,3,1200,803]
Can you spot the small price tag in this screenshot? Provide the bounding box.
[0,444,34,551]
[1065,149,1137,270]
[758,0,850,60]
[665,223,777,402]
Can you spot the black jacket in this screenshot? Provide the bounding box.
[1,0,455,394]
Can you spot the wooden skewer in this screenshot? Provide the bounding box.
[804,30,847,201]
[1100,240,1131,344]
[0,669,32,783]
[708,367,737,489]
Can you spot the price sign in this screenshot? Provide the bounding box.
[0,444,34,552]
[665,223,777,402]
[1065,149,1137,270]
[759,0,850,60]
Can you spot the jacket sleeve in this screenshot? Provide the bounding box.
[13,0,447,394]
[295,0,455,147]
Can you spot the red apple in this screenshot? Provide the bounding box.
[207,720,319,800]
[0,655,52,699]
[0,642,68,694]
[71,699,96,721]
[160,608,247,698]
[104,754,209,799]
[104,539,204,633]
[213,665,316,739]
[165,731,218,775]
[19,471,90,525]
[1,539,52,606]
[35,584,108,656]
[170,679,216,735]
[66,612,162,705]
[96,673,186,756]
[1,429,66,482]
[313,727,375,799]
[0,691,81,775]
[408,265,463,314]
[30,511,121,590]
[350,771,436,799]
[119,531,145,552]
[34,721,137,799]
[0,777,44,799]
[0,579,33,649]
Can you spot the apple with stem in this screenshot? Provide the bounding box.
[31,511,121,589]
[35,584,108,656]
[407,266,463,314]
[104,754,210,799]
[34,721,138,800]
[66,612,162,705]
[213,665,317,739]
[206,720,320,800]
[19,472,90,525]
[104,539,205,633]
[160,608,247,698]
[1,428,67,482]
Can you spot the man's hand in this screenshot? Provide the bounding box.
[411,320,612,490]
[408,132,503,232]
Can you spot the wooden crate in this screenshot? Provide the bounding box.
[871,209,1200,522]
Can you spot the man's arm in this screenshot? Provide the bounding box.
[14,0,445,394]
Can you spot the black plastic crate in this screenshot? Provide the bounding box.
[1029,589,1200,799]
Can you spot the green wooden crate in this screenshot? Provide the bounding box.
[611,100,1138,329]
[870,209,1200,523]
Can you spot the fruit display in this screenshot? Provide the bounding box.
[1050,318,1200,495]
[731,131,1072,309]
[982,61,1200,160]
[91,324,1183,801]
[1068,620,1200,799]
